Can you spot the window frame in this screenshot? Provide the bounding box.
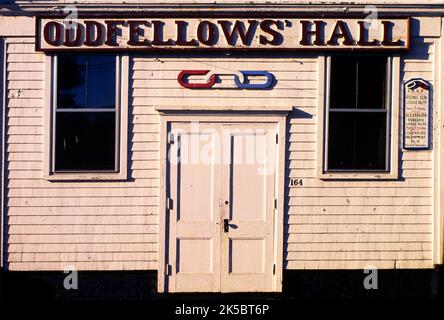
[44,53,129,181]
[317,54,400,180]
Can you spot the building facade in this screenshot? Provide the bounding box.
[0,0,443,293]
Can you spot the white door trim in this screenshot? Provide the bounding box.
[158,112,287,293]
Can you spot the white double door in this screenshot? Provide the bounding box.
[165,121,277,292]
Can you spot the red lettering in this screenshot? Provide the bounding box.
[151,20,175,46]
[175,21,198,46]
[299,20,325,46]
[84,21,105,46]
[382,21,404,46]
[197,21,219,46]
[327,21,355,46]
[357,21,380,46]
[127,20,149,46]
[105,20,125,46]
[43,21,63,46]
[259,20,284,46]
[217,20,258,46]
[64,26,83,47]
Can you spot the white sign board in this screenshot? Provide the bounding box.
[404,79,431,150]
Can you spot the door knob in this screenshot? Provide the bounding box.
[223,219,229,233]
[225,200,229,205]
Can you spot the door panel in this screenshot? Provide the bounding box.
[229,133,266,221]
[177,239,213,273]
[177,133,215,222]
[168,123,222,292]
[166,122,276,293]
[221,123,276,292]
[230,238,265,274]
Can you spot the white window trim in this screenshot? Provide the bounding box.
[317,55,400,180]
[44,54,129,181]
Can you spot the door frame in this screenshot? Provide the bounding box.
[157,112,287,293]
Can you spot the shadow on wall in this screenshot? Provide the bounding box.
[409,18,432,61]
[127,61,136,182]
[282,108,313,268]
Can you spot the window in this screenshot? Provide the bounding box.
[46,53,129,179]
[326,55,390,172]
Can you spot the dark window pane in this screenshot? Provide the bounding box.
[55,112,116,171]
[330,56,387,109]
[86,55,116,109]
[357,57,387,109]
[57,54,116,109]
[57,55,87,109]
[328,112,387,170]
[330,56,357,109]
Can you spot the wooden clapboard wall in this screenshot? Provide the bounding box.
[5,38,158,270]
[2,22,438,271]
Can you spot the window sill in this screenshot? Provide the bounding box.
[319,171,398,180]
[45,171,127,182]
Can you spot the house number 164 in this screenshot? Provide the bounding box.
[290,179,303,187]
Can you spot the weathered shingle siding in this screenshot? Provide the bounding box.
[287,35,435,270]
[4,29,437,270]
[6,38,159,271]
